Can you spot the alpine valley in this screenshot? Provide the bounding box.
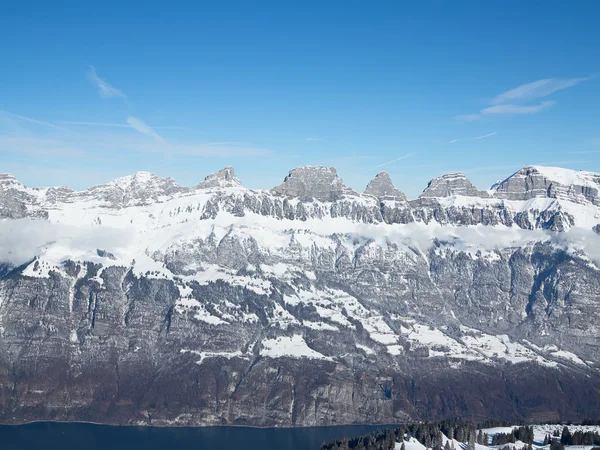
[0,164,599,427]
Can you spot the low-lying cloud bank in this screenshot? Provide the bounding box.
[0,219,134,267]
[1,217,599,270]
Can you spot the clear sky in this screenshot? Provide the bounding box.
[1,1,599,198]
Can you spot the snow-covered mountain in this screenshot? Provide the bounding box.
[0,165,599,427]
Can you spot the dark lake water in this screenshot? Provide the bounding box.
[0,422,395,450]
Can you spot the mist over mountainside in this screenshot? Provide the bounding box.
[0,164,599,426]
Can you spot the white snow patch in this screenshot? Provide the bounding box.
[260,335,332,361]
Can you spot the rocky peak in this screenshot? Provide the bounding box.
[492,165,600,205]
[0,173,25,190]
[420,173,488,198]
[364,171,407,201]
[85,171,183,207]
[270,166,355,202]
[197,166,242,189]
[109,171,175,189]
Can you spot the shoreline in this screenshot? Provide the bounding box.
[0,419,402,431]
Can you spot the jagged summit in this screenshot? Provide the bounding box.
[86,171,182,207]
[108,171,177,189]
[197,166,242,189]
[420,172,488,198]
[0,173,18,182]
[492,165,600,205]
[0,173,26,190]
[271,166,356,201]
[364,171,407,201]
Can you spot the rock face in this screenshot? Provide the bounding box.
[84,171,184,207]
[0,165,600,427]
[493,165,600,205]
[364,171,407,201]
[420,173,489,198]
[197,166,241,189]
[271,166,355,202]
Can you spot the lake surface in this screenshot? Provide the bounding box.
[0,422,395,450]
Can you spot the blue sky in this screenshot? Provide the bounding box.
[1,1,599,198]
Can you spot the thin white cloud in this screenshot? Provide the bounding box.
[491,77,590,105]
[457,101,555,121]
[449,132,497,143]
[2,111,64,130]
[0,133,270,158]
[59,120,130,128]
[481,101,555,115]
[87,66,127,99]
[474,131,498,140]
[59,120,188,131]
[126,116,163,142]
[375,153,414,169]
[457,75,593,121]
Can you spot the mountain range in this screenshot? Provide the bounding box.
[0,164,599,426]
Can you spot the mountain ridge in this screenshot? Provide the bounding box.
[2,164,598,202]
[0,163,599,427]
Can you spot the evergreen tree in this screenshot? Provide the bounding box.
[468,432,476,450]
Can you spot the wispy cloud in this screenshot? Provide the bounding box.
[474,131,498,140]
[450,132,498,144]
[481,101,555,116]
[375,153,414,169]
[0,132,270,159]
[491,77,591,105]
[457,101,555,121]
[306,137,324,141]
[58,120,130,128]
[59,120,188,131]
[126,116,163,142]
[87,66,127,100]
[2,111,64,130]
[1,114,270,159]
[457,75,593,121]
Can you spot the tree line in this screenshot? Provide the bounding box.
[320,419,483,450]
[319,421,600,450]
[491,426,534,445]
